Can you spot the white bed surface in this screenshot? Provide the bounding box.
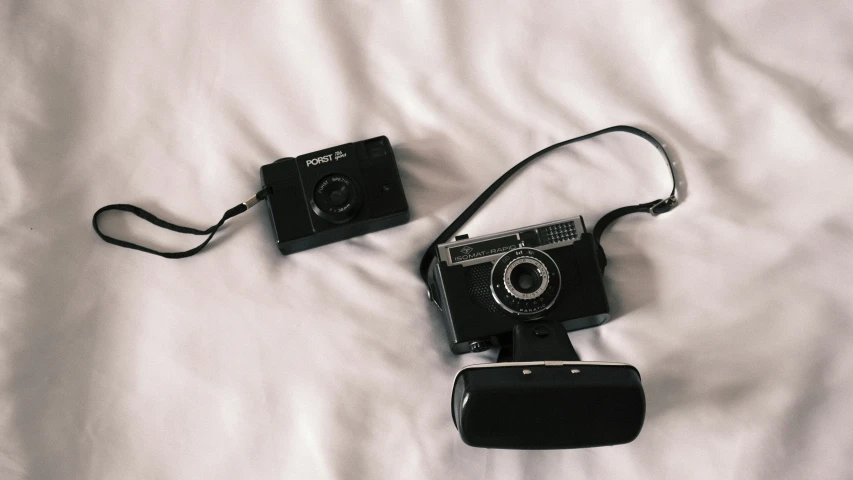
[2,1,853,479]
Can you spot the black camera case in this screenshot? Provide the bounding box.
[452,320,645,449]
[428,217,610,354]
[260,136,409,254]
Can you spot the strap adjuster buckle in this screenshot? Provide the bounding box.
[649,195,678,216]
[242,194,261,210]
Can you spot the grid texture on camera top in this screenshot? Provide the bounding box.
[541,221,578,244]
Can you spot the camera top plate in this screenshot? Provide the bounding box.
[436,216,585,267]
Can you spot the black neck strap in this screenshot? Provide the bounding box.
[92,187,271,259]
[418,125,678,283]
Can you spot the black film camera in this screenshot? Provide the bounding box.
[420,125,681,449]
[427,216,609,354]
[260,136,409,254]
[428,216,645,449]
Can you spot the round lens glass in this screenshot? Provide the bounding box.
[327,184,350,206]
[311,174,362,223]
[316,177,354,209]
[509,263,542,293]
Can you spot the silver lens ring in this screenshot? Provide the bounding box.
[490,247,562,316]
[503,257,549,300]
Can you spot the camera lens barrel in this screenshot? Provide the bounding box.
[490,248,561,316]
[504,257,548,299]
[311,174,362,223]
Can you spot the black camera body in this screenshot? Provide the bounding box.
[260,136,409,254]
[418,126,682,449]
[429,218,644,450]
[427,216,610,354]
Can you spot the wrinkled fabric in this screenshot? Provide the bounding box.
[2,1,852,479]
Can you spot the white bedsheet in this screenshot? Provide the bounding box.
[2,1,853,478]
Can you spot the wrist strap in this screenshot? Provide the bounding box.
[418,125,678,283]
[92,187,271,259]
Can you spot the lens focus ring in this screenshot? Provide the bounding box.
[311,174,362,223]
[490,248,561,316]
[503,257,549,300]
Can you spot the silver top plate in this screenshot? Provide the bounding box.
[437,216,585,267]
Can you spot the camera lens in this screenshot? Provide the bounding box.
[490,248,561,316]
[509,263,543,294]
[311,174,362,223]
[328,185,349,206]
[503,257,549,300]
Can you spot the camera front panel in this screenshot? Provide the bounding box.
[429,218,609,353]
[260,157,314,252]
[261,136,409,254]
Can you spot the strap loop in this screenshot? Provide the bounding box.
[650,195,678,216]
[419,125,678,283]
[92,187,271,259]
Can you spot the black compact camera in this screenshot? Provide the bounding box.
[419,126,681,449]
[427,216,610,354]
[260,136,409,254]
[428,216,646,449]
